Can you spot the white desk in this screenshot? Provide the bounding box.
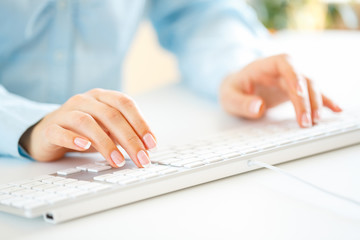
[1,31,359,239]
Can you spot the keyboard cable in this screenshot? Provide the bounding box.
[247,160,360,208]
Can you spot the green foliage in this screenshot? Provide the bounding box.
[249,0,343,30]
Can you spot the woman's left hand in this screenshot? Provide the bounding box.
[219,54,342,127]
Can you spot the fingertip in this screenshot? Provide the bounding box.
[333,105,343,112]
[249,98,266,118]
[299,112,312,128]
[74,137,92,150]
[312,109,320,125]
[110,150,125,168]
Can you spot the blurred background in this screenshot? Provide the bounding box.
[123,0,360,95]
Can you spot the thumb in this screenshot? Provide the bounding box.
[223,88,266,119]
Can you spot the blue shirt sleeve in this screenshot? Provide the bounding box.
[148,0,269,99]
[0,85,58,159]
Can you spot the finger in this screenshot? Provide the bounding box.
[45,124,92,151]
[71,96,151,168]
[59,110,125,168]
[277,57,312,128]
[322,95,342,112]
[221,86,266,119]
[305,77,323,124]
[88,89,157,150]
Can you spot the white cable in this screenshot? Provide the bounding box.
[247,160,360,208]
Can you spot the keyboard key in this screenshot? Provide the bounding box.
[33,184,57,191]
[0,186,23,194]
[112,169,135,175]
[87,165,112,173]
[95,160,110,166]
[77,163,102,171]
[88,185,112,192]
[55,188,80,196]
[53,179,78,186]
[157,158,180,165]
[170,158,201,167]
[117,178,140,185]
[12,189,37,197]
[22,181,44,189]
[151,154,178,163]
[47,195,69,204]
[77,182,104,190]
[0,184,11,191]
[105,175,130,183]
[183,161,205,168]
[140,172,159,179]
[69,190,92,198]
[203,156,224,164]
[0,194,12,201]
[57,168,82,176]
[8,179,36,186]
[42,176,67,184]
[222,152,241,159]
[146,165,171,172]
[44,186,67,193]
[93,174,114,182]
[125,171,148,178]
[35,193,58,202]
[12,199,38,209]
[1,197,23,206]
[31,175,53,181]
[30,192,52,200]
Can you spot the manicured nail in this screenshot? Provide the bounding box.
[137,150,151,168]
[74,138,91,150]
[301,112,312,128]
[111,150,125,167]
[249,99,262,114]
[313,110,320,124]
[143,133,157,150]
[334,105,342,112]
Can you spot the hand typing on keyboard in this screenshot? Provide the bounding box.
[19,89,157,168]
[219,54,342,128]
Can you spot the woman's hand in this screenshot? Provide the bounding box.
[19,88,157,168]
[220,54,342,127]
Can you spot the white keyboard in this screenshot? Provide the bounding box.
[0,111,359,223]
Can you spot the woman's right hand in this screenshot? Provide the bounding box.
[19,88,157,168]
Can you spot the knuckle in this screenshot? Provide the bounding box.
[104,108,120,121]
[279,53,290,59]
[117,94,135,108]
[68,94,87,105]
[134,120,150,135]
[126,134,141,146]
[44,124,55,140]
[73,111,94,126]
[88,88,104,95]
[94,134,113,150]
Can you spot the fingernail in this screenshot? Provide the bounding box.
[111,150,125,167]
[143,133,157,150]
[301,112,312,128]
[137,150,151,168]
[334,105,342,112]
[74,138,91,150]
[249,99,262,114]
[313,110,320,124]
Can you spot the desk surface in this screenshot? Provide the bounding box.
[1,31,360,240]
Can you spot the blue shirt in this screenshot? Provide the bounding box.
[0,0,268,159]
